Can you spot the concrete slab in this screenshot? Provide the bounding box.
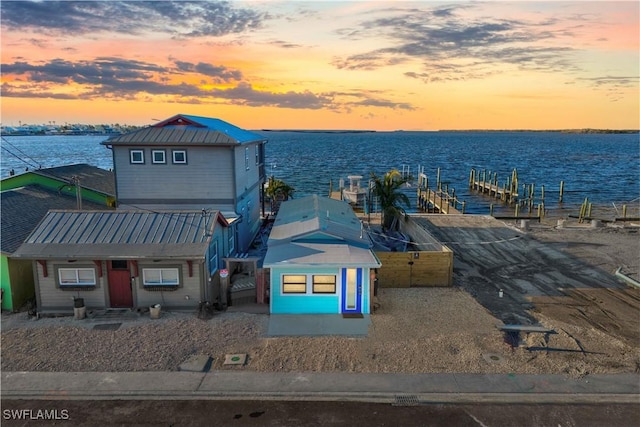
[1,371,205,394]
[179,354,213,372]
[267,314,371,336]
[410,215,629,326]
[2,371,638,403]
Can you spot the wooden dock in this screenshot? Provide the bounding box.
[470,180,519,202]
[417,188,463,214]
[469,168,519,204]
[415,167,466,214]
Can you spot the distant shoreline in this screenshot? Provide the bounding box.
[260,129,639,134]
[437,129,639,134]
[3,129,638,137]
[260,129,376,134]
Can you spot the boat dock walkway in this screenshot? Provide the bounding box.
[470,179,518,203]
[417,188,462,214]
[469,168,519,204]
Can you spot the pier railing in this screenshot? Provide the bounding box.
[415,168,465,214]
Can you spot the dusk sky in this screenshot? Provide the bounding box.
[1,1,638,131]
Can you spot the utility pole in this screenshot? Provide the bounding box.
[72,176,82,210]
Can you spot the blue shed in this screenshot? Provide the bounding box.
[263,195,381,315]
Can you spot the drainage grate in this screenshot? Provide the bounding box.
[93,323,121,331]
[393,395,421,406]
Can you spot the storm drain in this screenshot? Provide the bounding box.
[393,395,421,406]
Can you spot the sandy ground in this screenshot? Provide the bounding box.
[1,219,638,377]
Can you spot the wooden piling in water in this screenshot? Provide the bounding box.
[559,181,564,203]
[417,169,464,214]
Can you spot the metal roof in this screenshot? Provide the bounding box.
[267,195,367,246]
[103,114,265,146]
[1,185,107,255]
[263,195,380,268]
[263,241,380,267]
[12,210,227,259]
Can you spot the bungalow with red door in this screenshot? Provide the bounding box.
[12,209,231,314]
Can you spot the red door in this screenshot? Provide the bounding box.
[107,260,133,308]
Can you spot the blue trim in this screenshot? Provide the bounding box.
[341,268,362,314]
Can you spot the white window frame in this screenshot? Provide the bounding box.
[130,149,144,164]
[152,149,166,164]
[142,268,179,286]
[172,149,187,164]
[245,147,250,170]
[255,145,260,165]
[58,268,96,287]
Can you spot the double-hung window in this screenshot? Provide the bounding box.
[282,275,307,294]
[245,147,250,170]
[312,275,337,293]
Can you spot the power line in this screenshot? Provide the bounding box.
[364,226,523,247]
[1,136,42,170]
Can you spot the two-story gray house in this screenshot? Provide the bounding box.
[102,114,267,253]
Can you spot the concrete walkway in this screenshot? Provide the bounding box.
[267,314,371,336]
[2,371,638,404]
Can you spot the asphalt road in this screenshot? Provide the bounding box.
[2,400,639,427]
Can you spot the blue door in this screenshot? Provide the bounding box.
[341,268,362,313]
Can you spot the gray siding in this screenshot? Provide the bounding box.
[113,146,235,206]
[135,261,203,309]
[35,261,107,311]
[233,143,261,196]
[34,260,205,311]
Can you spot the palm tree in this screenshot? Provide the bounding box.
[370,169,410,231]
[265,176,295,213]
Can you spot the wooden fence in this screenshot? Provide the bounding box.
[376,215,453,288]
[376,248,453,288]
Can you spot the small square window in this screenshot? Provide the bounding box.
[152,150,166,164]
[130,149,144,164]
[172,150,187,164]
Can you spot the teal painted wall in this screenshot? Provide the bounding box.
[270,266,371,314]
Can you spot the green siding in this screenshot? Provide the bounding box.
[1,256,36,311]
[1,173,113,206]
[1,255,12,310]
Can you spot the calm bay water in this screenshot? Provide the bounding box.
[2,131,639,216]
